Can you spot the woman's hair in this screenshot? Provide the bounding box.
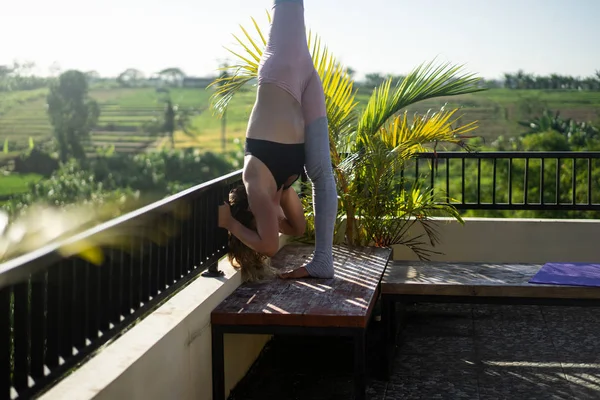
[227,184,276,282]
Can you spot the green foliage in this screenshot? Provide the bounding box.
[441,112,600,220]
[47,70,100,162]
[520,131,570,151]
[518,109,600,148]
[1,148,241,216]
[503,70,600,91]
[13,148,60,177]
[0,174,43,197]
[91,148,237,194]
[7,160,135,211]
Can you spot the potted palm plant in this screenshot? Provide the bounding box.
[210,12,484,259]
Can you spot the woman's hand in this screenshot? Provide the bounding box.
[218,202,232,229]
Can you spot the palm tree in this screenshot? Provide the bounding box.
[210,13,484,258]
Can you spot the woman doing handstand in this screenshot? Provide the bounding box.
[218,0,338,280]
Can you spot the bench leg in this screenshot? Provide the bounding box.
[212,325,225,400]
[381,296,396,380]
[353,329,366,400]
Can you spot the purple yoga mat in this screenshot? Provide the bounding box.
[529,263,600,287]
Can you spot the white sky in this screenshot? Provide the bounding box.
[1,0,599,80]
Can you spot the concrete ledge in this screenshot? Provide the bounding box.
[40,232,290,400]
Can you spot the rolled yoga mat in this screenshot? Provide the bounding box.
[529,263,600,287]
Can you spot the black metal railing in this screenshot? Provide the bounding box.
[412,151,600,211]
[0,170,242,400]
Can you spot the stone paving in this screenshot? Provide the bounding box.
[228,303,600,400]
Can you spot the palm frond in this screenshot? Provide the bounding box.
[208,15,267,115]
[358,60,484,137]
[376,106,479,158]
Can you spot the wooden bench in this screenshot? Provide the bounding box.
[379,260,600,378]
[211,244,392,400]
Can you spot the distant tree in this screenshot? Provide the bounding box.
[158,68,186,87]
[0,65,13,78]
[503,73,513,89]
[218,64,231,152]
[85,70,101,84]
[162,98,197,148]
[521,131,570,151]
[48,62,62,78]
[164,100,176,148]
[364,73,385,88]
[117,68,145,87]
[389,74,405,86]
[345,67,356,79]
[596,70,600,81]
[47,70,100,162]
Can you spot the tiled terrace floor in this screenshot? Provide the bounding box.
[228,303,600,400]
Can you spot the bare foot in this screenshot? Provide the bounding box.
[278,267,311,279]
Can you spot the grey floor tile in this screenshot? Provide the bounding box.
[478,365,573,400]
[399,335,475,356]
[392,353,478,377]
[385,373,479,400]
[562,362,600,400]
[478,332,558,363]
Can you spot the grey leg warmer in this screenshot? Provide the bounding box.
[303,116,338,278]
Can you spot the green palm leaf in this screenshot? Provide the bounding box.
[374,106,478,157]
[208,15,267,114]
[358,60,484,137]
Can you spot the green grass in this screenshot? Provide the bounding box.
[0,173,43,197]
[1,86,600,156]
[0,89,47,115]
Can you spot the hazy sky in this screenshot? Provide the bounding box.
[2,0,599,80]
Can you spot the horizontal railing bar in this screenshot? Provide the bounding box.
[452,204,600,211]
[414,151,600,159]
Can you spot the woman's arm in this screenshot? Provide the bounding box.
[278,187,306,236]
[219,184,281,257]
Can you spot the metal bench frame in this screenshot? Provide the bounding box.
[211,323,369,400]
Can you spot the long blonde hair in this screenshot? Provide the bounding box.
[227,184,276,282]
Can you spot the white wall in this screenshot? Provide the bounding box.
[392,217,600,263]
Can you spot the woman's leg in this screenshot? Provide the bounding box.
[281,70,338,279]
[302,71,338,278]
[258,0,309,104]
[260,0,337,279]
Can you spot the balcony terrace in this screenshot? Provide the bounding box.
[1,151,600,400]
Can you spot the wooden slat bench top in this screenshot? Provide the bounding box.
[211,244,392,328]
[381,261,600,299]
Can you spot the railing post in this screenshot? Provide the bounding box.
[201,262,225,277]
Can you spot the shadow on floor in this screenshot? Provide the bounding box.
[228,303,600,400]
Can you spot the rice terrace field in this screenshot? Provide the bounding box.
[1,85,600,158]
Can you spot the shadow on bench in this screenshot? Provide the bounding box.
[211,244,392,400]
